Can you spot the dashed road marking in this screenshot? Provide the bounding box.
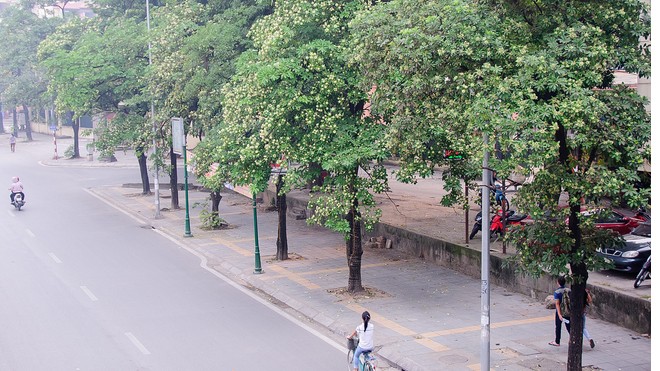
[26,229,35,237]
[48,253,62,264]
[80,286,98,302]
[125,332,151,355]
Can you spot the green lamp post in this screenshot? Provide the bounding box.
[183,138,193,238]
[252,192,263,274]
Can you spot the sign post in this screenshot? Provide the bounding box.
[172,117,192,237]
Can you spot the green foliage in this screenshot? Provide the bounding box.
[40,16,150,117]
[148,0,268,134]
[0,5,61,108]
[349,0,504,207]
[199,208,228,230]
[208,0,389,238]
[350,0,651,281]
[64,144,75,159]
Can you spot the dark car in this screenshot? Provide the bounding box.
[597,222,651,274]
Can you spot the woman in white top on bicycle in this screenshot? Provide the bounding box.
[347,311,374,371]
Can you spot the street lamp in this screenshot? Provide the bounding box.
[252,192,263,274]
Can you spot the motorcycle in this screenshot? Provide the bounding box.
[469,209,527,241]
[11,193,25,211]
[634,256,651,289]
[490,209,527,241]
[469,211,485,240]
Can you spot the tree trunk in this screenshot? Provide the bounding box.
[567,262,588,371]
[210,191,222,222]
[22,104,32,141]
[558,120,587,370]
[0,102,5,134]
[71,117,80,158]
[346,199,364,292]
[137,148,151,195]
[276,174,288,260]
[308,162,325,189]
[169,147,180,209]
[565,200,588,370]
[12,107,18,136]
[346,168,364,292]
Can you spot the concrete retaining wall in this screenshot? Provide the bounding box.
[364,222,651,335]
[31,122,93,139]
[259,188,651,334]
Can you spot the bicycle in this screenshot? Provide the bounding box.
[347,337,377,371]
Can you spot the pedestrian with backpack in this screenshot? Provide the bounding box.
[549,276,571,346]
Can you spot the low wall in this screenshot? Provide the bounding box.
[258,187,651,334]
[31,122,93,139]
[364,222,651,335]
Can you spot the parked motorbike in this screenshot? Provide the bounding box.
[469,209,527,240]
[634,256,651,289]
[11,193,25,211]
[490,209,527,240]
[469,212,485,240]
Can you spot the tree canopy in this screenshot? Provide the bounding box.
[349,0,650,368]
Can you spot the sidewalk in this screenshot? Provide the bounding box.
[87,185,650,371]
[36,134,651,370]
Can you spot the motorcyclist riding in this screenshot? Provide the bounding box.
[9,176,24,204]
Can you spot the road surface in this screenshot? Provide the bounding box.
[0,138,346,370]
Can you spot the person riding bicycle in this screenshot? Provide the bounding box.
[347,311,374,371]
[9,176,24,204]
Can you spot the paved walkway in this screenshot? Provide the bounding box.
[31,134,652,370]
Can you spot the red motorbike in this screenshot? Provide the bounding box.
[469,209,527,241]
[490,209,527,240]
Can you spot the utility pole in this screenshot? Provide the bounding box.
[480,133,491,371]
[146,0,161,219]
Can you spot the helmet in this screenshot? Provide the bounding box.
[11,176,19,182]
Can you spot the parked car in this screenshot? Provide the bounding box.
[597,222,651,274]
[521,208,646,235]
[583,209,645,235]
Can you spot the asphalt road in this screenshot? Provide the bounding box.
[0,138,346,370]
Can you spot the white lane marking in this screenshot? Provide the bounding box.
[7,210,15,217]
[150,229,345,353]
[89,188,345,354]
[48,253,62,264]
[83,188,146,224]
[125,332,151,355]
[80,286,99,301]
[26,229,35,238]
